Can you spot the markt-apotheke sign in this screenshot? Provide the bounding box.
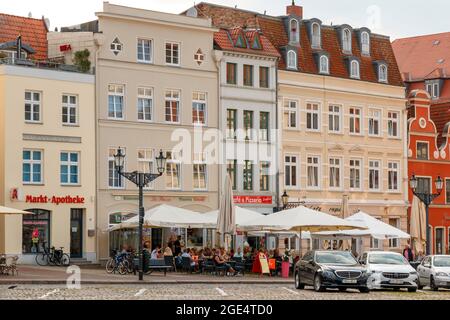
[26,195,85,205]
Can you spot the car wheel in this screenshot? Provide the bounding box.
[430,277,439,291]
[359,287,370,293]
[417,278,424,290]
[314,274,325,292]
[408,288,417,293]
[294,271,305,290]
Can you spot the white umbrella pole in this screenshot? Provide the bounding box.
[299,228,302,257]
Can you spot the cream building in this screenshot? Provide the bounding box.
[0,63,96,263]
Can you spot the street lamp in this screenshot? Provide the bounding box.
[281,190,289,210]
[409,174,443,255]
[114,148,167,281]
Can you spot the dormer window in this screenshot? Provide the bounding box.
[378,64,388,83]
[311,23,321,48]
[235,34,246,48]
[361,31,370,55]
[350,60,360,79]
[290,19,300,43]
[425,80,441,99]
[287,50,297,70]
[319,55,329,74]
[342,28,352,52]
[251,34,262,50]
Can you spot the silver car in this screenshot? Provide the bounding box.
[417,255,450,291]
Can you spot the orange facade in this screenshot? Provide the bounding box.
[407,90,450,254]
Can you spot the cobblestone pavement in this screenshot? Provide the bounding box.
[0,284,449,300]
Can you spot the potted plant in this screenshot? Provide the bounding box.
[281,250,291,278]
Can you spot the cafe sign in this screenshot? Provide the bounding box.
[25,195,85,205]
[234,196,273,205]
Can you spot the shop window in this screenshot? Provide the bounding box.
[22,209,50,254]
[187,229,203,248]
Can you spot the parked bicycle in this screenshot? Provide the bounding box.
[35,243,70,267]
[105,250,131,275]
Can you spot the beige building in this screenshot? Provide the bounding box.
[0,63,96,263]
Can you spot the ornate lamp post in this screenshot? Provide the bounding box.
[281,191,289,210]
[409,174,443,255]
[114,148,167,281]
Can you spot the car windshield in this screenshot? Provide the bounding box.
[315,252,357,265]
[369,253,407,265]
[434,256,450,267]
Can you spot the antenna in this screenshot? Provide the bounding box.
[28,12,32,18]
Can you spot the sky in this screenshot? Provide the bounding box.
[1,0,449,40]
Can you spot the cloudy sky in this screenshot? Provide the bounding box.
[2,0,448,40]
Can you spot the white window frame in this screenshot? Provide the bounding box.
[108,84,125,120]
[368,108,382,137]
[306,102,321,132]
[165,41,180,66]
[60,151,80,186]
[329,157,342,190]
[137,87,153,122]
[192,92,207,126]
[284,99,298,129]
[350,60,360,79]
[23,149,43,185]
[137,149,155,190]
[328,104,342,134]
[388,218,401,248]
[319,55,329,74]
[290,19,300,43]
[25,90,42,123]
[343,28,352,52]
[349,107,362,135]
[165,151,182,190]
[193,153,207,191]
[388,161,400,192]
[285,154,299,190]
[379,64,388,83]
[369,159,382,192]
[108,147,124,189]
[350,158,363,191]
[243,160,254,191]
[307,155,321,190]
[287,50,297,70]
[361,31,370,55]
[165,89,181,124]
[388,111,400,138]
[62,94,78,126]
[259,161,271,192]
[137,38,153,63]
[416,141,429,160]
[311,23,321,48]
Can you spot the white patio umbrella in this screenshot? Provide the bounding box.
[0,206,29,215]
[217,175,236,251]
[205,206,263,229]
[410,196,426,254]
[341,195,351,251]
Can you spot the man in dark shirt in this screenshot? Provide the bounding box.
[174,236,182,256]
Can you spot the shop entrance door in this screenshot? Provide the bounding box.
[70,209,83,258]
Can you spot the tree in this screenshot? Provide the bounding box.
[73,49,91,73]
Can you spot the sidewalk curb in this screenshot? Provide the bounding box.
[0,280,293,285]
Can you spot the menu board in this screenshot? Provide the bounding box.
[259,253,270,274]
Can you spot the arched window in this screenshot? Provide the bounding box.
[311,23,321,48]
[287,50,297,70]
[343,28,352,52]
[350,60,360,79]
[361,31,370,55]
[319,55,329,74]
[290,19,299,43]
[379,64,388,82]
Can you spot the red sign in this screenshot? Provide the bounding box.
[60,44,72,52]
[234,196,273,205]
[25,195,85,205]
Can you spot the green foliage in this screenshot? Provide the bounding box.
[73,49,91,73]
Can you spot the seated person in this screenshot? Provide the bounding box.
[164,245,173,257]
[181,249,197,269]
[214,249,236,275]
[233,247,243,260]
[151,246,162,260]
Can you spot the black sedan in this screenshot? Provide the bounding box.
[294,250,370,293]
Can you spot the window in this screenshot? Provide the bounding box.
[108,148,124,188]
[371,237,383,250]
[137,87,153,122]
[426,82,440,99]
[307,156,320,189]
[60,152,79,185]
[243,160,254,191]
[306,103,320,131]
[243,65,254,87]
[349,107,362,134]
[435,228,445,255]
[379,64,388,83]
[311,23,321,48]
[350,60,360,79]
[193,153,207,190]
[166,151,181,190]
[137,149,155,189]
[416,177,431,194]
[25,91,41,123]
[259,66,269,88]
[108,84,124,119]
[23,150,42,184]
[343,29,352,52]
[284,100,298,129]
[329,157,341,189]
[416,142,429,160]
[259,112,269,142]
[22,209,50,254]
[165,42,180,66]
[244,110,254,140]
[287,50,297,70]
[260,162,270,192]
[226,63,237,85]
[319,55,329,74]
[350,159,362,190]
[192,92,207,125]
[361,31,370,55]
[285,155,298,188]
[388,162,400,191]
[446,179,450,204]
[388,218,400,248]
[137,39,152,63]
[290,19,299,43]
[62,94,77,125]
[227,160,237,190]
[369,160,381,191]
[165,90,180,123]
[328,105,341,133]
[226,109,237,139]
[388,111,399,138]
[110,38,122,55]
[368,109,381,136]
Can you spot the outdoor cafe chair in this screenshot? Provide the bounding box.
[201,259,216,275]
[164,256,176,272]
[181,257,195,274]
[1,256,18,276]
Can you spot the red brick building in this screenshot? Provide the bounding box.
[393,33,450,254]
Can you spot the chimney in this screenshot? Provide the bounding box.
[287,0,303,18]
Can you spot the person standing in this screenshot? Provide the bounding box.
[174,236,182,256]
[403,244,415,262]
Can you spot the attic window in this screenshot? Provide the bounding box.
[342,28,352,53]
[361,31,370,55]
[290,19,299,43]
[251,35,262,50]
[350,60,360,79]
[111,38,123,55]
[378,64,388,83]
[311,23,321,48]
[235,34,246,48]
[287,50,297,70]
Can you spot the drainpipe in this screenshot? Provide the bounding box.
[275,58,280,213]
[94,35,101,264]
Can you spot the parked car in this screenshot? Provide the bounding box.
[359,251,418,292]
[417,255,450,291]
[294,250,370,293]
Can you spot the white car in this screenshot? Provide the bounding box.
[359,251,418,292]
[417,255,450,291]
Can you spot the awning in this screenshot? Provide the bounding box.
[0,206,29,215]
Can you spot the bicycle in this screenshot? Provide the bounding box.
[105,250,129,275]
[35,244,70,267]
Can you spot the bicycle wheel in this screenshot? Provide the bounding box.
[105,258,116,273]
[118,261,128,275]
[35,253,48,266]
[61,254,70,267]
